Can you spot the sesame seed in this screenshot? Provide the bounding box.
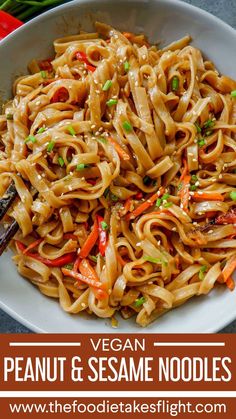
[94,79,98,84]
[192,158,197,162]
[135,81,139,86]
[95,90,100,94]
[180,203,184,209]
[208,230,213,234]
[219,174,223,179]
[197,191,203,195]
[172,227,177,231]
[98,127,103,132]
[38,175,42,180]
[35,100,41,106]
[69,171,73,176]
[148,281,153,285]
[91,124,96,129]
[81,303,86,307]
[189,191,194,196]
[198,212,203,215]
[68,186,73,191]
[188,153,194,156]
[136,242,141,246]
[157,240,161,245]
[194,139,198,143]
[195,181,200,186]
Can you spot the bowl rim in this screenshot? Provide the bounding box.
[0,0,236,333]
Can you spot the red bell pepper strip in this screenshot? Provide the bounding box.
[0,11,23,40]
[75,51,96,72]
[38,58,53,72]
[15,240,76,267]
[51,87,69,103]
[97,215,108,256]
[23,238,43,254]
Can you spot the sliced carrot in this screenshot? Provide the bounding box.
[62,268,104,290]
[79,218,99,258]
[23,238,43,254]
[128,187,165,220]
[94,289,108,300]
[178,174,191,213]
[108,137,130,161]
[226,276,235,291]
[180,159,189,181]
[192,192,224,201]
[122,32,133,40]
[222,255,236,282]
[124,197,132,213]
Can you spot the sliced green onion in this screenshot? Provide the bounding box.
[177,182,183,191]
[102,80,112,91]
[197,138,206,147]
[143,175,152,185]
[203,119,214,129]
[63,263,73,270]
[190,184,197,191]
[163,202,173,208]
[37,127,46,134]
[40,70,46,79]
[106,99,118,107]
[6,113,13,120]
[191,174,198,182]
[101,221,108,230]
[231,90,236,98]
[123,120,133,132]
[144,255,168,266]
[25,135,36,144]
[171,75,179,91]
[195,122,202,134]
[58,156,65,167]
[162,193,170,200]
[205,130,213,137]
[230,191,236,201]
[67,125,76,136]
[47,141,55,152]
[76,163,90,170]
[199,265,207,280]
[134,296,146,308]
[156,198,162,207]
[124,61,130,72]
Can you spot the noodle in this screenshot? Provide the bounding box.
[1,22,236,327]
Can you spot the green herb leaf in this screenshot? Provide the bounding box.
[102,80,112,91]
[6,113,13,120]
[63,263,73,270]
[101,221,108,230]
[230,191,236,201]
[47,141,55,152]
[76,163,90,170]
[123,120,133,132]
[106,98,118,107]
[124,61,130,72]
[37,127,46,134]
[67,125,76,136]
[134,296,146,307]
[40,70,46,79]
[25,135,36,144]
[231,90,236,98]
[197,138,206,147]
[171,75,179,91]
[199,265,207,280]
[58,156,65,167]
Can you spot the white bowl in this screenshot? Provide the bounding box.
[0,0,235,333]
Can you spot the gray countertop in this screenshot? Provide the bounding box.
[0,0,235,333]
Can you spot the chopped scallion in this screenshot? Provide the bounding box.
[37,127,46,134]
[230,191,236,201]
[190,184,197,191]
[40,70,46,79]
[110,193,119,202]
[58,156,65,167]
[163,202,173,208]
[198,138,206,147]
[63,263,73,270]
[123,120,133,132]
[104,187,110,198]
[124,61,130,72]
[101,221,108,230]
[25,135,36,144]
[96,137,107,144]
[134,296,146,307]
[67,125,76,136]
[102,80,112,91]
[195,122,202,133]
[47,141,55,152]
[199,265,207,280]
[76,163,90,170]
[203,119,214,129]
[156,198,162,207]
[106,99,118,107]
[171,75,179,91]
[231,90,236,98]
[89,255,98,263]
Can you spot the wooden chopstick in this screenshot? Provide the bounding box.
[0,182,18,221]
[0,220,19,256]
